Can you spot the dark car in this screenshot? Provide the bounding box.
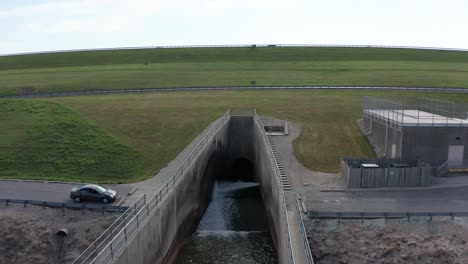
[70,184,117,203]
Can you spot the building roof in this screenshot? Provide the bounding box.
[364,109,468,127]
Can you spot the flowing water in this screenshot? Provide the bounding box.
[174,181,278,263]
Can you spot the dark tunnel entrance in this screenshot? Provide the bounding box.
[215,157,255,182]
[232,158,255,182]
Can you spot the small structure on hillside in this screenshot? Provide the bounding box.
[260,116,288,136]
[360,97,468,169]
[341,158,431,188]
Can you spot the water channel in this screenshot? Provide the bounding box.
[174,180,278,263]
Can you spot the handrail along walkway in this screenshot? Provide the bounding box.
[72,110,230,264]
[253,113,296,264]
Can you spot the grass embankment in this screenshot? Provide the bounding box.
[1,47,468,96]
[2,90,465,183]
[0,100,145,182]
[50,90,468,173]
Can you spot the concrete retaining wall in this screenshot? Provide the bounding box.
[252,117,290,264]
[114,117,230,264]
[113,113,291,264]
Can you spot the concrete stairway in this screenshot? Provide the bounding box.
[268,136,292,190]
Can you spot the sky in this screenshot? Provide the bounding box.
[1,0,468,55]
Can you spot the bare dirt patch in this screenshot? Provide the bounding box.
[306,218,468,264]
[0,205,117,264]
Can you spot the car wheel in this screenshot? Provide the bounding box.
[74,197,81,203]
[102,197,109,204]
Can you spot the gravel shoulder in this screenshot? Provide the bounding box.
[0,205,117,264]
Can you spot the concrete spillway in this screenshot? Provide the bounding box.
[113,112,295,264]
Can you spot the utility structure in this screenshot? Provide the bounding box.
[361,97,468,170]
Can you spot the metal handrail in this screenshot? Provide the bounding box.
[295,198,315,264]
[253,114,295,264]
[0,198,126,212]
[436,160,449,177]
[72,110,230,264]
[308,211,468,219]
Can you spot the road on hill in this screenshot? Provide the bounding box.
[2,85,468,99]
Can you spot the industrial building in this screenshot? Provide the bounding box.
[361,97,468,167]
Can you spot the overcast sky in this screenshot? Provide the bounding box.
[1,0,468,54]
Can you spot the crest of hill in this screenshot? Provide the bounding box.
[2,46,468,70]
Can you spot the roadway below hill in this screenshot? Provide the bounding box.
[305,186,468,212]
[1,85,468,99]
[0,180,133,205]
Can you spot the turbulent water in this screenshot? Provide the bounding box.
[174,181,278,264]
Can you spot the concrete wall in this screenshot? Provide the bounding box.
[365,116,468,166]
[227,115,290,263]
[113,114,290,264]
[252,117,290,264]
[402,127,468,166]
[114,117,230,264]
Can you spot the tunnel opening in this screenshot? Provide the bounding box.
[217,157,255,182]
[232,158,255,182]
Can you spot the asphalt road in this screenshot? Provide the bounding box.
[1,85,467,99]
[0,180,133,205]
[305,186,468,212]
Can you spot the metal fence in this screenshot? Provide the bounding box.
[295,198,315,264]
[72,111,230,264]
[253,114,295,264]
[308,211,468,222]
[0,198,126,213]
[341,158,432,188]
[363,96,468,127]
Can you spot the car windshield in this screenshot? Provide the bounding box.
[93,185,107,193]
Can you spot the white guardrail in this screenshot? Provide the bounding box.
[72,110,230,264]
[253,113,295,264]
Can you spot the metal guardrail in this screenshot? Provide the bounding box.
[295,198,315,264]
[447,160,468,168]
[363,96,468,128]
[437,160,449,177]
[72,111,230,264]
[254,114,295,264]
[0,198,127,212]
[308,211,468,221]
[437,160,468,177]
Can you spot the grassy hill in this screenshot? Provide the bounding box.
[0,100,145,182]
[1,46,468,96]
[2,90,467,183]
[1,46,468,182]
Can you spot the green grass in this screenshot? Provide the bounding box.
[1,47,468,96]
[0,100,145,182]
[51,90,468,174]
[2,90,468,182]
